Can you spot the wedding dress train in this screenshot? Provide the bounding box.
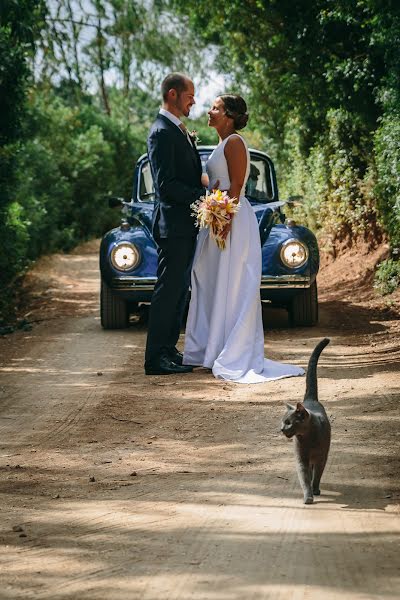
[183,134,304,384]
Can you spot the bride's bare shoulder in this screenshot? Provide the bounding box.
[225,133,246,145]
[224,134,247,160]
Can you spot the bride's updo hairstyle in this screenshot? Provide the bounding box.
[220,94,249,130]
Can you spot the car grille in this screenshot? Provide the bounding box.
[112,277,157,291]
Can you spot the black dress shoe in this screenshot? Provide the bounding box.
[169,349,195,368]
[169,350,184,365]
[145,354,193,375]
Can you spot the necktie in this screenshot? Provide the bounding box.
[179,123,193,146]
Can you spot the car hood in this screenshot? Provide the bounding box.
[129,201,283,229]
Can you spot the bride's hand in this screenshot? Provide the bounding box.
[221,222,231,239]
[211,179,220,190]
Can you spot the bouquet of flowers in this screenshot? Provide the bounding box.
[191,189,240,250]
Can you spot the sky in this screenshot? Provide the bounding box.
[188,74,227,119]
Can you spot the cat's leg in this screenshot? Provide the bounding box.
[312,458,327,496]
[296,460,313,504]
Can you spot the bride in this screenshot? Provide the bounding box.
[183,94,305,384]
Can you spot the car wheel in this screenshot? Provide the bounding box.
[100,279,129,329]
[289,281,318,327]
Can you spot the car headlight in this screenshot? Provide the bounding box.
[280,239,309,268]
[111,242,140,271]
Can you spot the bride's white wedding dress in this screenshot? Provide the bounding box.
[183,134,305,384]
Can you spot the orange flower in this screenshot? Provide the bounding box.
[191,190,240,250]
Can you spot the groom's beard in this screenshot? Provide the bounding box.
[175,98,194,118]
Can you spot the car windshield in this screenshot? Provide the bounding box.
[139,161,155,200]
[137,151,275,203]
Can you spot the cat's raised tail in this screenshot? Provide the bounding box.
[304,338,330,402]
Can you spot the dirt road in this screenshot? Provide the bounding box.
[0,242,399,600]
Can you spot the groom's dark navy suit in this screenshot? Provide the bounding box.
[145,113,204,368]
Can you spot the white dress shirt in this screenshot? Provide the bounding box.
[159,108,183,129]
[159,108,193,146]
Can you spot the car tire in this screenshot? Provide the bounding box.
[289,281,318,327]
[100,279,129,329]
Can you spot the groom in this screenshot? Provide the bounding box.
[144,73,205,375]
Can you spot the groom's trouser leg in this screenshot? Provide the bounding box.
[145,236,196,365]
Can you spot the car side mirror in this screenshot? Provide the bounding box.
[287,195,303,205]
[107,196,124,208]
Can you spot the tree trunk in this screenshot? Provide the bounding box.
[96,18,111,116]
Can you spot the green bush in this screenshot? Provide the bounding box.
[0,0,45,321]
[13,91,147,259]
[0,88,148,321]
[280,109,384,249]
[374,113,400,248]
[374,258,400,295]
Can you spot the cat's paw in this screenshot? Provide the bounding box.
[313,489,321,496]
[304,496,314,504]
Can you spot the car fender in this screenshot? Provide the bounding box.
[262,224,319,279]
[100,225,157,285]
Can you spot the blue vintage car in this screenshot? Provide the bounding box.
[100,146,319,328]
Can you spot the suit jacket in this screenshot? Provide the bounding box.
[147,113,204,239]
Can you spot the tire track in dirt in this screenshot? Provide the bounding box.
[1,245,399,600]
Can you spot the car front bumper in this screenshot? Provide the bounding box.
[110,274,311,291]
[260,275,311,289]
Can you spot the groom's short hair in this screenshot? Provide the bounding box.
[161,73,189,100]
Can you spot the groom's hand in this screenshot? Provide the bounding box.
[201,173,209,187]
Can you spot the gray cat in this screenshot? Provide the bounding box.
[281,338,331,504]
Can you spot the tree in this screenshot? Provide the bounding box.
[0,0,45,318]
[40,0,207,119]
[171,0,400,250]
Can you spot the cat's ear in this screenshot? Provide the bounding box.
[285,403,295,411]
[296,402,309,416]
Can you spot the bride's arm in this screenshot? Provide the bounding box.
[224,136,247,201]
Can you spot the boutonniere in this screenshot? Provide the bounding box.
[189,130,200,146]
